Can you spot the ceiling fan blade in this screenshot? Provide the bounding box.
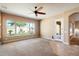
[35,13,38,16]
[37,11,46,15]
[36,7,43,11]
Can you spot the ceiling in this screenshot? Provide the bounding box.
[0,3,79,20]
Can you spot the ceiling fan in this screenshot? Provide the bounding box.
[29,6,46,16]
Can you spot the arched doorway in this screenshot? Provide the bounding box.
[69,12,79,45]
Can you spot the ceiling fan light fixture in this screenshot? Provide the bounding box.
[35,6,37,9]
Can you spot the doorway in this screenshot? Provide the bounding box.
[69,12,79,45]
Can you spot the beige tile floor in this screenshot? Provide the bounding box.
[0,38,79,56]
[49,40,79,56]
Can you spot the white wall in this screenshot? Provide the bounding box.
[40,16,65,42]
[40,16,69,44]
[40,18,56,39]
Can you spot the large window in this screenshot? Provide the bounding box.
[6,20,35,36]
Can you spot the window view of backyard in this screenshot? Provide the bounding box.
[6,20,35,36]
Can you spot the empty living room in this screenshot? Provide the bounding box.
[0,3,79,56]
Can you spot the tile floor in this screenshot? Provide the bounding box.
[0,38,79,56]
